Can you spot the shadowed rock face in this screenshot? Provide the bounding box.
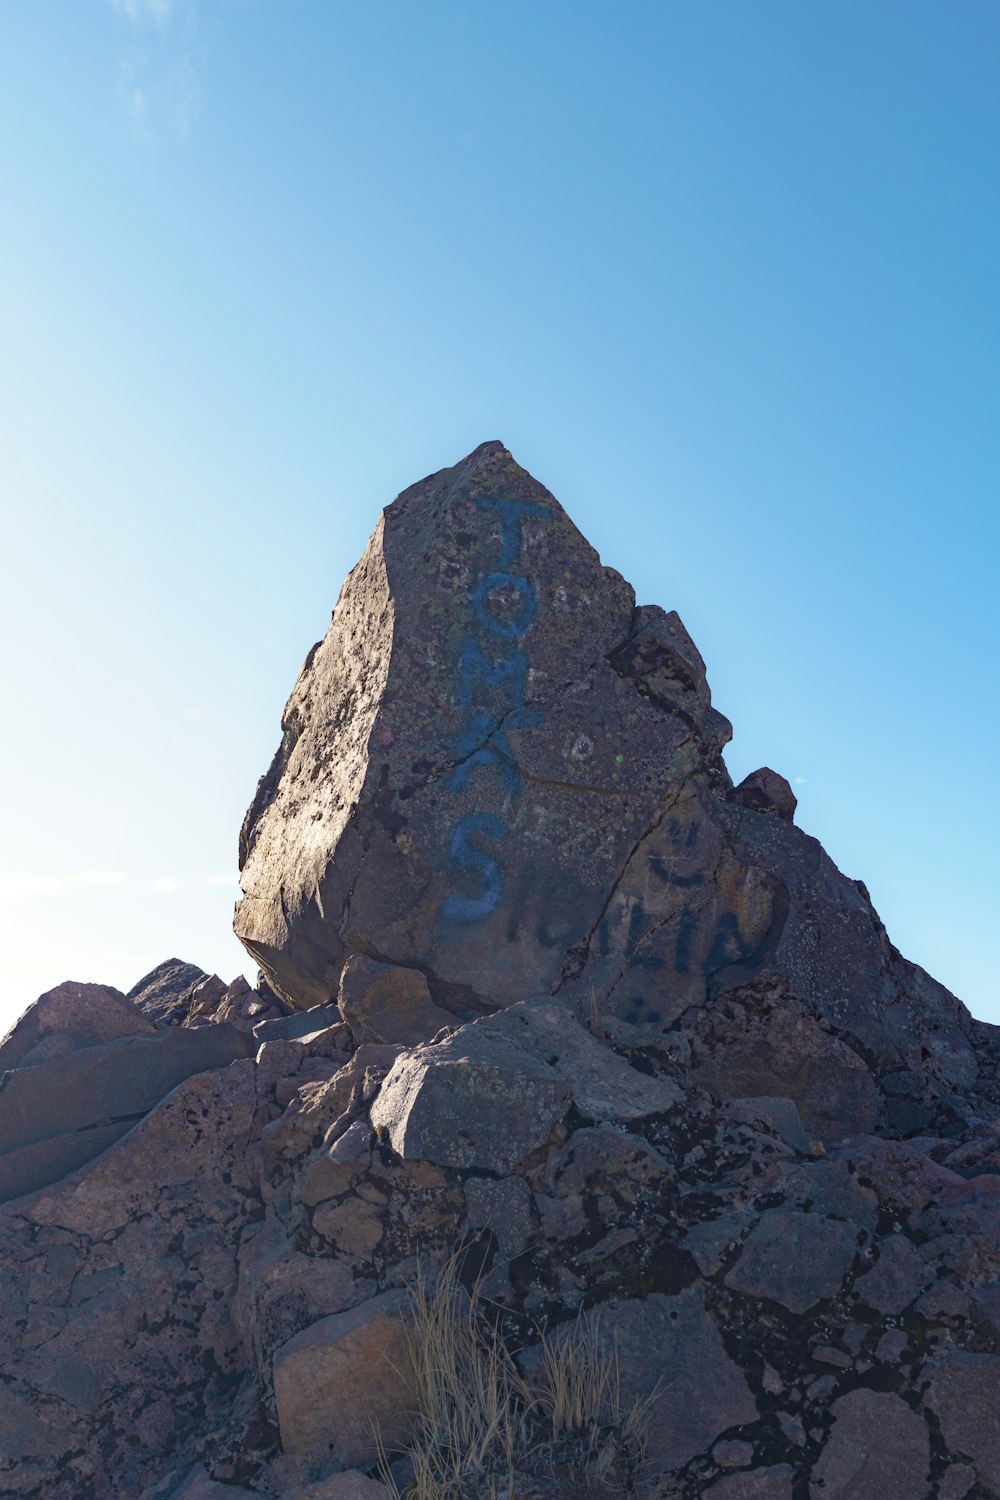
[235,441,733,1014]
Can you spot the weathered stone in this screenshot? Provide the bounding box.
[726,767,797,821]
[338,953,454,1045]
[370,1022,571,1173]
[855,1233,930,1314]
[923,1353,1000,1490]
[285,1475,388,1500]
[724,1095,811,1154]
[0,980,154,1072]
[0,1024,253,1179]
[692,998,878,1145]
[725,1209,858,1313]
[126,958,207,1024]
[547,1290,757,1471]
[705,1467,795,1499]
[236,442,729,1011]
[272,1291,415,1469]
[810,1388,930,1499]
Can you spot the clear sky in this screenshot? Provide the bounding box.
[1,1,997,1033]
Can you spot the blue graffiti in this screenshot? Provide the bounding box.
[449,707,545,800]
[458,637,529,710]
[470,571,539,639]
[473,497,551,567]
[441,813,508,922]
[440,496,551,924]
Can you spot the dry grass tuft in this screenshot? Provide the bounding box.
[380,1256,655,1500]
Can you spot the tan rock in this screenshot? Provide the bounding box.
[273,1291,415,1469]
[338,954,454,1046]
[284,1472,388,1500]
[312,1196,384,1257]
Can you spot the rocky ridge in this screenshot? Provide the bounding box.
[1,442,998,1500]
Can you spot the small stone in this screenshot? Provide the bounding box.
[875,1329,909,1365]
[726,767,797,821]
[855,1234,929,1315]
[713,1438,754,1467]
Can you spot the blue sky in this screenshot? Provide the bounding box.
[1,1,997,1029]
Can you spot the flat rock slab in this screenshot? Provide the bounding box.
[0,981,154,1072]
[706,1468,796,1500]
[272,1291,415,1469]
[522,1289,756,1472]
[0,1024,254,1159]
[0,1120,134,1206]
[370,999,679,1171]
[253,1005,341,1044]
[810,1388,931,1499]
[725,1209,858,1314]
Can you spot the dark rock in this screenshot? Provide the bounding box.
[126,958,208,1025]
[726,766,797,821]
[725,1208,858,1313]
[923,1353,1000,1492]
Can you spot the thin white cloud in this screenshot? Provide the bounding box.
[0,871,125,900]
[109,0,173,23]
[109,0,205,138]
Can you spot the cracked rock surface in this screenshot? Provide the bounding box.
[2,444,1000,1499]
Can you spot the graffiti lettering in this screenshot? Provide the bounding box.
[440,498,551,924]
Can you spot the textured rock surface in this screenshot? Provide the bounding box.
[272,1291,414,1469]
[0,979,155,1071]
[3,445,1000,1500]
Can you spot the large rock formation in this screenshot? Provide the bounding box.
[2,444,999,1500]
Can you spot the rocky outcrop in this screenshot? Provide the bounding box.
[2,445,999,1499]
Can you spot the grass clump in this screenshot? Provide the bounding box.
[380,1256,654,1500]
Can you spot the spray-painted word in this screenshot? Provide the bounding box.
[441,498,550,923]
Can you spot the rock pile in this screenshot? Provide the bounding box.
[2,443,998,1500]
